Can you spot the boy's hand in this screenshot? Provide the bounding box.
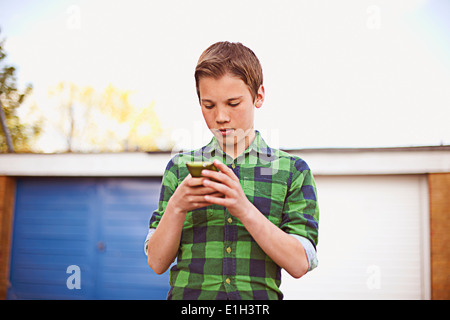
[201,160,252,219]
[168,174,224,214]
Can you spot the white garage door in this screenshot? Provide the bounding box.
[280,174,430,300]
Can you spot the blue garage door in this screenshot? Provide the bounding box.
[7,177,170,300]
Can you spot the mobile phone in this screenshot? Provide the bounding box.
[186,161,218,178]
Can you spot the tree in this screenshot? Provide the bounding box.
[48,81,173,152]
[0,31,41,153]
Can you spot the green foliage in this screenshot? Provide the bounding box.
[48,81,173,152]
[0,32,41,153]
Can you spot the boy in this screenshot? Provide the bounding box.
[145,41,319,300]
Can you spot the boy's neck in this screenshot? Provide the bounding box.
[220,129,256,160]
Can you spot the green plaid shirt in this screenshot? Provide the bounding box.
[148,131,319,300]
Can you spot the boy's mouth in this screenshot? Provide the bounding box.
[217,128,234,136]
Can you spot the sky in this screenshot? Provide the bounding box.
[1,0,450,152]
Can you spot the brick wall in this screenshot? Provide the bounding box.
[428,173,450,300]
[0,176,15,299]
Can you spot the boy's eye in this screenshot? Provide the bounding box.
[229,102,240,107]
[204,104,215,109]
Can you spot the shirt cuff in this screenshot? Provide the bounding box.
[144,228,156,256]
[289,234,318,273]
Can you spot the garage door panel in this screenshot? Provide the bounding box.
[8,282,90,300]
[13,254,91,270]
[8,177,168,300]
[15,238,90,252]
[17,178,96,193]
[280,175,430,300]
[15,224,90,237]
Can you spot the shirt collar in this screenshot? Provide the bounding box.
[203,130,272,159]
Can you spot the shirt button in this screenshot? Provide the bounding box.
[225,278,231,284]
[226,247,232,254]
[227,217,233,223]
[231,163,236,169]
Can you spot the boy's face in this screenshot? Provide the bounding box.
[198,73,264,155]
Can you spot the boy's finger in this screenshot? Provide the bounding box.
[202,179,233,197]
[191,202,215,210]
[212,160,236,178]
[189,185,220,195]
[204,194,229,206]
[186,176,207,187]
[210,191,225,198]
[202,169,234,187]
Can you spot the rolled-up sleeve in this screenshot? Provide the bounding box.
[144,228,156,256]
[290,234,318,272]
[280,158,319,271]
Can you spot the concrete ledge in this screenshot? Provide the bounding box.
[0,146,449,176]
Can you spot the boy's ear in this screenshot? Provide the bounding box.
[254,85,265,108]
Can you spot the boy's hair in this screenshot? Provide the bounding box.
[194,41,263,102]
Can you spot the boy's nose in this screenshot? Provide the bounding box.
[215,107,230,123]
